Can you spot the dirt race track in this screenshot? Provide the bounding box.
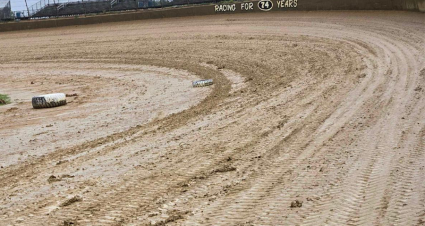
[0,11,424,226]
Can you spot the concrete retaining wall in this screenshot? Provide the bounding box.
[0,0,423,33]
[402,0,425,11]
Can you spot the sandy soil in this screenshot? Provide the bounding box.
[0,11,424,226]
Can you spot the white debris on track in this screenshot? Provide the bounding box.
[192,79,213,87]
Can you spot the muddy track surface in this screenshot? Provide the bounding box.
[0,11,424,226]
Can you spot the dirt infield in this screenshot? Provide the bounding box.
[0,11,424,226]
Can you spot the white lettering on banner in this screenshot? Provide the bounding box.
[215,4,237,12]
[241,2,254,11]
[215,1,298,12]
[276,0,298,8]
[258,0,273,11]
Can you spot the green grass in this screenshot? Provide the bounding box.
[0,94,11,105]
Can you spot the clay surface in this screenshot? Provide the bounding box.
[0,11,424,226]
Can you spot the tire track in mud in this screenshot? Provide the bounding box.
[321,23,425,226]
[0,59,229,225]
[3,37,354,224]
[182,13,425,226]
[0,60,225,180]
[0,60,228,217]
[38,63,321,225]
[292,19,424,226]
[0,11,424,226]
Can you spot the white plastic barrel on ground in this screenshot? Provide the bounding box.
[32,93,67,109]
[192,79,213,87]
